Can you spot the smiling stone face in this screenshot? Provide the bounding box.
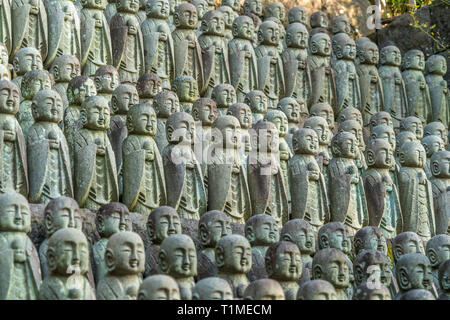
[198,210,232,249]
[126,103,157,136]
[174,3,198,29]
[13,47,43,76]
[216,234,252,274]
[232,15,254,40]
[159,234,197,278]
[0,191,31,233]
[31,89,64,123]
[258,20,280,46]
[312,248,350,289]
[266,241,302,281]
[94,66,120,94]
[292,128,319,156]
[192,98,218,126]
[0,80,20,115]
[105,231,146,276]
[80,95,111,130]
[200,10,225,36]
[96,202,132,238]
[396,253,433,293]
[44,196,82,237]
[112,84,139,115]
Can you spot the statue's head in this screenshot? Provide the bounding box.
[211,83,236,108]
[251,120,279,153]
[192,98,218,126]
[430,150,450,178]
[292,128,319,155]
[338,119,365,150]
[227,102,252,130]
[396,131,417,157]
[425,54,446,76]
[421,135,444,158]
[303,116,332,146]
[166,112,195,145]
[309,32,331,57]
[0,191,31,233]
[96,202,132,238]
[257,20,280,46]
[243,279,284,300]
[369,111,393,131]
[332,33,356,60]
[80,95,110,130]
[263,2,285,22]
[281,219,315,256]
[400,289,435,300]
[158,234,197,278]
[21,69,52,100]
[357,40,379,65]
[111,83,139,115]
[147,206,181,246]
[116,0,139,14]
[198,210,231,249]
[218,6,234,29]
[146,0,170,19]
[297,280,337,300]
[81,0,107,9]
[331,15,351,35]
[278,96,306,123]
[353,283,391,300]
[222,0,240,12]
[245,214,279,247]
[0,80,20,115]
[172,75,198,103]
[354,226,387,256]
[174,3,198,29]
[438,259,450,293]
[216,234,252,274]
[47,228,90,276]
[425,234,450,268]
[192,277,234,300]
[13,47,43,76]
[400,116,423,140]
[312,248,350,289]
[288,6,307,25]
[265,241,302,281]
[200,10,225,36]
[244,90,267,114]
[138,274,180,300]
[365,138,394,169]
[264,110,288,138]
[337,107,363,127]
[94,65,120,94]
[126,103,157,136]
[31,89,64,123]
[331,131,358,160]
[396,253,433,292]
[285,23,308,49]
[243,0,262,17]
[136,73,162,100]
[380,45,402,67]
[212,115,241,149]
[424,121,448,144]
[232,15,255,40]
[353,249,392,287]
[192,0,207,20]
[67,76,97,106]
[392,232,425,264]
[403,49,425,71]
[310,11,328,29]
[153,90,180,118]
[50,55,80,83]
[310,103,334,130]
[318,222,350,254]
[44,197,82,238]
[398,141,426,168]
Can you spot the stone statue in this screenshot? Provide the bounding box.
[192,0,207,37]
[217,6,234,44]
[255,20,285,109]
[395,253,434,299]
[153,90,180,152]
[137,274,180,300]
[216,234,252,298]
[72,96,119,210]
[378,45,408,129]
[398,141,435,241]
[162,112,206,220]
[243,279,285,300]
[265,241,302,300]
[242,0,263,28]
[211,83,236,116]
[287,6,307,25]
[171,3,204,91]
[0,191,41,299]
[289,128,329,229]
[318,222,351,256]
[353,283,391,300]
[222,0,240,21]
[245,90,267,124]
[424,121,448,145]
[158,234,197,300]
[50,55,81,109]
[278,97,308,150]
[94,65,120,102]
[400,288,436,300]
[400,116,424,140]
[104,0,117,24]
[263,2,285,22]
[312,248,350,300]
[426,234,450,292]
[97,231,145,300]
[27,90,73,204]
[192,277,233,300]
[247,121,288,227]
[353,226,388,256]
[10,0,48,62]
[141,0,175,90]
[297,280,337,300]
[282,23,311,108]
[309,11,329,36]
[39,228,95,300]
[421,135,445,178]
[392,231,425,264]
[331,15,351,36]
[0,80,28,196]
[425,54,448,127]
[265,17,285,54]
[207,116,251,223]
[228,16,258,102]
[245,214,279,281]
[172,75,199,113]
[80,0,113,77]
[402,49,431,124]
[369,111,392,131]
[226,102,252,161]
[310,102,335,132]
[353,249,392,289]
[429,150,450,235]
[92,202,132,284]
[110,0,145,84]
[329,132,368,236]
[438,260,450,300]
[198,10,230,98]
[11,47,44,95]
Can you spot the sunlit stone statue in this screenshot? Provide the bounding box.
[438,260,450,300]
[425,54,448,127]
[0,191,41,299]
[318,222,352,256]
[39,228,95,300]
[110,0,145,84]
[255,20,285,109]
[426,234,450,291]
[94,65,120,102]
[122,104,166,215]
[289,128,329,228]
[395,253,434,299]
[216,234,252,298]
[228,16,258,102]
[158,234,197,300]
[265,17,285,54]
[312,248,350,300]
[217,6,234,44]
[226,102,252,161]
[72,96,119,210]
[379,45,408,129]
[263,1,285,21]
[331,15,351,36]
[245,90,267,123]
[353,283,391,300]
[27,90,73,204]
[242,0,263,28]
[243,278,285,300]
[0,80,28,196]
[172,75,199,113]
[222,0,240,21]
[97,231,145,300]
[353,226,388,256]
[192,277,233,300]
[278,97,308,150]
[287,6,307,25]
[398,141,435,241]
[141,0,175,90]
[163,112,206,220]
[297,279,337,300]
[421,135,445,178]
[353,249,392,289]
[424,121,448,145]
[135,73,162,106]
[392,231,425,264]
[400,116,424,141]
[211,83,236,116]
[247,121,288,227]
[137,274,180,300]
[309,11,329,36]
[153,90,180,152]
[50,55,80,109]
[429,150,450,235]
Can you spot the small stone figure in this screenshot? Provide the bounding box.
[141,0,175,90]
[265,17,286,54]
[421,135,445,178]
[297,280,337,300]
[318,222,352,256]
[136,73,162,106]
[245,90,267,124]
[226,102,252,161]
[216,234,252,298]
[97,231,145,300]
[27,90,73,204]
[278,97,308,150]
[222,0,240,21]
[137,274,180,300]
[242,0,263,28]
[217,6,234,44]
[153,90,180,152]
[94,65,120,102]
[392,231,425,264]
[39,228,95,300]
[309,11,329,36]
[0,191,41,300]
[331,15,351,36]
[310,102,335,132]
[353,249,392,289]
[353,226,388,256]
[243,279,285,300]
[425,54,448,127]
[158,234,197,300]
[192,277,234,300]
[263,1,285,22]
[429,150,450,235]
[353,283,391,300]
[192,0,207,36]
[110,0,145,84]
[50,55,81,109]
[172,75,199,113]
[438,260,450,300]
[426,234,450,291]
[395,253,434,299]
[400,116,424,142]
[287,6,307,25]
[72,96,119,210]
[424,121,448,145]
[369,111,393,131]
[211,83,236,116]
[378,45,408,129]
[398,141,435,241]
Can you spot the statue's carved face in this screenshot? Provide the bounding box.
[258,126,279,153]
[219,7,233,28]
[203,12,225,36]
[295,129,319,155]
[166,241,197,277]
[356,286,391,300]
[279,99,301,123]
[332,17,350,34]
[195,100,217,125]
[265,3,285,21]
[270,244,302,281]
[311,12,328,28]
[223,0,239,12]
[177,6,198,29]
[370,142,394,168]
[399,255,433,291]
[427,56,447,75]
[95,71,119,93]
[266,113,288,137]
[35,91,64,123]
[118,0,139,13]
[138,276,181,300]
[0,195,30,233]
[148,0,170,18]
[250,217,279,246]
[204,215,232,248]
[139,78,162,99]
[73,79,97,105]
[298,281,337,300]
[360,43,379,65]
[288,227,315,255]
[177,79,198,103]
[425,123,447,144]
[341,122,364,149]
[133,107,157,135]
[339,41,356,60]
[83,0,107,10]
[311,34,331,56]
[355,254,392,287]
[157,93,180,118]
[0,83,20,115]
[54,59,80,83]
[46,198,82,236]
[245,0,262,16]
[306,119,331,145]
[289,7,307,25]
[382,46,401,66]
[214,85,236,108]
[223,239,252,273]
[14,50,43,75]
[169,116,195,144]
[337,134,357,159]
[234,17,254,40]
[404,119,423,140]
[53,234,89,275]
[371,113,392,129]
[115,86,139,114]
[394,233,425,262]
[100,208,132,238]
[401,142,426,168]
[216,118,241,149]
[432,151,450,178]
[286,25,308,49]
[311,105,334,129]
[247,91,267,113]
[85,99,110,130]
[25,74,52,98]
[422,137,444,156]
[194,279,233,300]
[232,105,251,130]
[320,254,350,288]
[152,210,181,243]
[328,228,350,253]
[407,52,425,70]
[110,234,145,275]
[259,22,280,46]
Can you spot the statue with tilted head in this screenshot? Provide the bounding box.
[50,55,81,109]
[153,90,180,152]
[353,226,388,256]
[425,55,448,127]
[222,0,240,21]
[297,280,337,300]
[211,84,236,116]
[94,65,120,102]
[421,135,445,178]
[426,234,450,291]
[395,253,434,299]
[429,150,450,235]
[172,75,199,113]
[438,260,450,300]
[11,48,43,94]
[318,222,352,256]
[243,279,285,300]
[192,277,233,300]
[288,6,307,26]
[245,90,267,124]
[136,73,162,105]
[353,283,391,300]
[137,274,180,300]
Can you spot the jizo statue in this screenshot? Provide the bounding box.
[222,0,240,21]
[11,47,43,95]
[94,65,120,102]
[122,104,166,216]
[263,2,285,23]
[136,73,162,105]
[399,288,435,300]
[265,17,285,54]
[331,15,351,36]
[217,6,234,44]
[243,279,285,300]
[426,234,450,290]
[172,75,199,113]
[245,90,267,124]
[50,55,81,109]
[353,226,388,256]
[192,277,234,300]
[400,116,424,140]
[378,45,408,129]
[297,280,337,300]
[309,11,329,36]
[438,260,450,300]
[288,6,308,25]
[310,102,335,132]
[243,0,263,28]
[395,253,434,299]
[137,274,180,300]
[425,54,448,127]
[153,90,180,152]
[192,0,207,36]
[392,231,425,265]
[353,283,391,300]
[338,107,364,133]
[211,83,236,116]
[421,135,445,179]
[318,222,351,256]
[424,121,448,145]
[226,102,252,161]
[110,0,145,84]
[338,119,367,177]
[429,150,450,235]
[353,249,392,289]
[278,97,308,151]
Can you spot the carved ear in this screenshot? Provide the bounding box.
[232,23,239,37]
[285,33,292,47]
[354,265,364,286]
[192,108,200,121]
[52,65,60,81]
[94,77,102,91]
[380,52,386,64]
[265,256,274,277]
[111,96,119,114]
[353,237,362,254]
[12,58,20,73]
[366,149,375,166]
[173,13,180,27]
[245,226,255,243]
[79,109,88,127]
[393,245,403,263]
[310,43,317,54]
[257,30,263,43]
[147,222,155,242]
[105,248,116,272]
[31,101,40,121]
[44,211,54,235]
[97,214,105,236]
[215,246,225,268]
[335,47,343,59]
[398,151,405,165]
[126,115,134,133]
[158,250,169,273]
[319,234,329,249]
[426,248,438,267]
[398,267,411,290]
[431,160,441,176]
[199,224,210,247]
[200,20,208,32]
[166,125,174,142]
[312,265,323,280]
[331,143,340,157]
[46,247,57,272]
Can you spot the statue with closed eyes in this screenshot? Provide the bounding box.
[425,54,449,128]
